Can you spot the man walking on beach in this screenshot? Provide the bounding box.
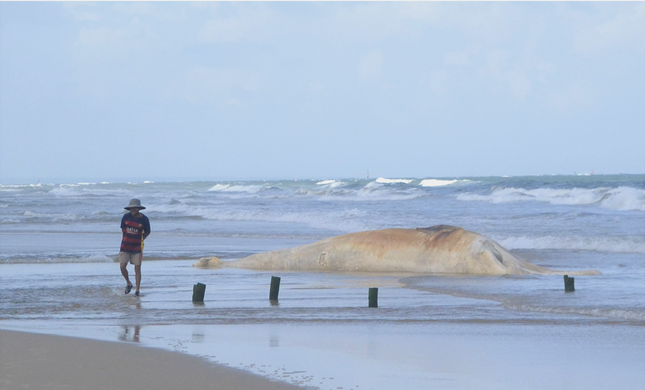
[119,199,151,297]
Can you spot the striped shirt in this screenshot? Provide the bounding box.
[120,213,151,253]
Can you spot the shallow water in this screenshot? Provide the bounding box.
[2,259,643,327]
[2,259,645,389]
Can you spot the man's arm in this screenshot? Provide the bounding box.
[143,217,151,240]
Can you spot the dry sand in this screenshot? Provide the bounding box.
[0,329,303,390]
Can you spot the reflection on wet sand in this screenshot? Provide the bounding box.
[119,325,141,343]
[192,332,205,343]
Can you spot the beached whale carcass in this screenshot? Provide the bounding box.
[195,225,600,275]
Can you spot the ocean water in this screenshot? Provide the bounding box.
[1,175,644,389]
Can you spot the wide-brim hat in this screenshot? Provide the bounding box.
[124,198,146,210]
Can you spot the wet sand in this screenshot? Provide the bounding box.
[0,329,303,390]
[3,322,644,390]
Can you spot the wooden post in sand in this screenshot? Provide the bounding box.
[192,283,206,302]
[269,276,281,301]
[564,275,575,292]
[369,288,378,308]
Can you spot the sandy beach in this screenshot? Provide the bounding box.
[0,329,303,390]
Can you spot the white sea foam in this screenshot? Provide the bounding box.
[48,185,129,198]
[83,254,114,263]
[0,183,46,189]
[297,187,352,197]
[207,184,267,193]
[23,210,85,221]
[420,179,456,187]
[457,186,645,211]
[315,180,345,188]
[375,178,414,184]
[208,184,229,191]
[504,303,645,322]
[498,235,645,254]
[600,186,645,211]
[50,186,82,196]
[288,181,423,201]
[356,182,424,201]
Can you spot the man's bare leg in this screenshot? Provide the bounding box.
[134,264,141,295]
[120,263,133,293]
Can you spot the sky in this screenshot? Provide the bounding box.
[1,1,644,183]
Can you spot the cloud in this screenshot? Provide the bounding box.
[163,66,264,105]
[197,4,277,43]
[445,51,470,67]
[396,2,442,23]
[507,71,532,100]
[63,3,103,22]
[573,3,645,55]
[66,2,187,23]
[112,2,187,22]
[549,83,594,111]
[199,17,249,43]
[420,70,449,96]
[445,47,479,66]
[73,17,157,62]
[311,2,442,45]
[476,50,530,100]
[358,51,383,83]
[308,81,327,94]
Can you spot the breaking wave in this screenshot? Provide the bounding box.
[207,184,270,193]
[375,178,414,184]
[457,186,645,211]
[357,182,424,200]
[419,179,473,187]
[22,210,86,222]
[316,180,345,188]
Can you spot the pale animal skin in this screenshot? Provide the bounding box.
[194,225,600,275]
